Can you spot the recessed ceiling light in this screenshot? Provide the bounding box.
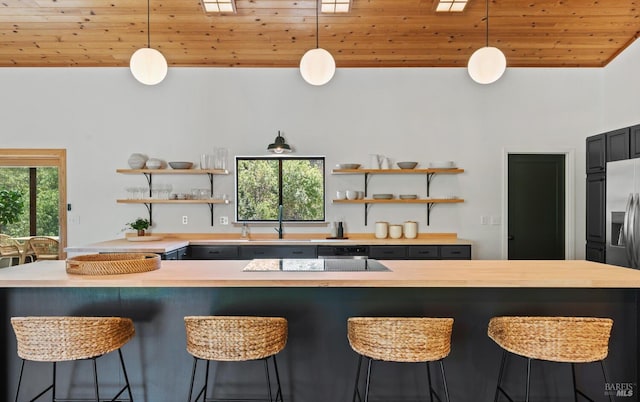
[202,0,235,13]
[321,0,351,13]
[435,0,468,13]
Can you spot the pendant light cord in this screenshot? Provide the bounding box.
[315,0,319,49]
[485,0,489,47]
[147,0,151,48]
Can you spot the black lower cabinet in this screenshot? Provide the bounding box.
[183,244,472,260]
[369,246,407,259]
[239,245,317,259]
[189,245,239,260]
[161,246,189,260]
[440,245,472,260]
[586,242,606,263]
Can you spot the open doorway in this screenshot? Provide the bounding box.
[0,149,67,261]
[502,150,575,260]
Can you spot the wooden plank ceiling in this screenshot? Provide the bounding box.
[1,0,639,68]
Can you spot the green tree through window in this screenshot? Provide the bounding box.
[236,157,325,222]
[0,167,59,237]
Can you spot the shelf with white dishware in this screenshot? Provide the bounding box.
[117,168,230,226]
[331,167,465,225]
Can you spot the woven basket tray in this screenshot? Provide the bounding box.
[66,253,160,275]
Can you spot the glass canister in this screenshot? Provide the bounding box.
[389,224,403,239]
[404,221,418,239]
[375,221,388,239]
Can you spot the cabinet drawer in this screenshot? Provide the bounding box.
[239,246,317,259]
[369,246,407,259]
[407,246,439,260]
[440,245,471,260]
[190,246,239,260]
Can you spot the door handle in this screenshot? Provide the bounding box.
[507,235,514,241]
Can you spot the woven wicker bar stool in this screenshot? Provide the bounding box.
[488,316,614,402]
[347,317,454,402]
[11,316,136,402]
[184,316,287,402]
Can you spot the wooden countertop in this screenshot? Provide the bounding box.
[2,259,640,288]
[65,234,472,254]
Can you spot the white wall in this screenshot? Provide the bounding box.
[0,65,605,259]
[603,38,640,130]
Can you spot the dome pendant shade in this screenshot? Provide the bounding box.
[267,132,292,153]
[467,46,506,85]
[300,48,336,86]
[130,48,168,85]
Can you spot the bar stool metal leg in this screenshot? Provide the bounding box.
[439,360,451,402]
[15,359,25,402]
[51,361,56,402]
[118,349,135,402]
[571,363,579,402]
[426,362,434,402]
[271,355,283,402]
[493,350,509,402]
[352,355,363,402]
[364,358,373,402]
[600,361,613,402]
[264,358,273,402]
[187,358,197,402]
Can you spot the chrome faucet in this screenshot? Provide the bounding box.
[275,204,283,239]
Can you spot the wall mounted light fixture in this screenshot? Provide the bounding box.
[299,0,336,86]
[130,0,168,85]
[467,0,506,84]
[267,131,292,153]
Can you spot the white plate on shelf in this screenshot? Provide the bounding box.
[126,235,164,242]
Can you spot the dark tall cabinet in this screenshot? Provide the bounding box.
[586,124,640,263]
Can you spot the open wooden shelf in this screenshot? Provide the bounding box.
[117,199,230,205]
[117,168,229,226]
[117,168,229,175]
[332,198,464,204]
[332,168,464,174]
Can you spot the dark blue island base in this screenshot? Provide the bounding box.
[2,287,637,402]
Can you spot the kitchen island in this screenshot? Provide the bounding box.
[2,259,639,401]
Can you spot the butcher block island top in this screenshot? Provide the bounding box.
[3,259,640,288]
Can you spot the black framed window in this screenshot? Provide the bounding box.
[235,156,325,222]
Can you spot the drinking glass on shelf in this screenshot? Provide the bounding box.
[199,188,210,200]
[126,187,137,199]
[214,147,228,170]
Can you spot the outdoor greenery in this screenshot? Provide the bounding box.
[0,189,24,231]
[236,158,325,221]
[0,167,59,237]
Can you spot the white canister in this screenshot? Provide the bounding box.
[404,221,418,239]
[375,221,388,239]
[389,224,403,239]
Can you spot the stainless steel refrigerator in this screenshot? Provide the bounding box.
[606,158,640,268]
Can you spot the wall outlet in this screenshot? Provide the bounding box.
[490,216,501,225]
[480,216,489,225]
[182,216,188,225]
[220,216,229,225]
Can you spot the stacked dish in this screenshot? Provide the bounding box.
[399,194,417,200]
[429,161,455,169]
[372,194,393,200]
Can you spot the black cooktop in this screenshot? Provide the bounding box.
[242,258,390,272]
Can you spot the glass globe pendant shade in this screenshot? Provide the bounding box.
[467,46,506,85]
[130,47,168,85]
[300,48,336,86]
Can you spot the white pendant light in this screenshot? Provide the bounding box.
[300,0,336,86]
[130,0,168,85]
[468,0,506,85]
